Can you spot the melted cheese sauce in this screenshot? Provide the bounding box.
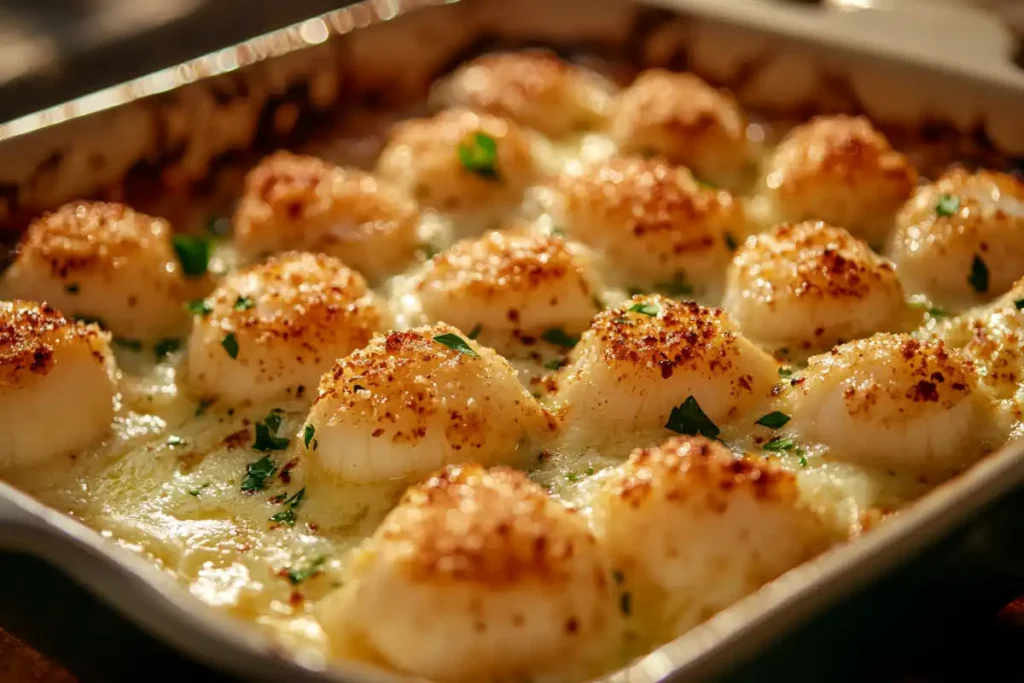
[3,60,1023,682]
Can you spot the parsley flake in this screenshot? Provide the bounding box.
[241,455,277,492]
[287,555,327,585]
[187,483,211,497]
[544,357,566,371]
[457,132,500,180]
[221,332,239,359]
[619,591,632,617]
[628,302,660,317]
[968,255,989,294]
[725,232,739,252]
[172,235,211,278]
[541,327,579,349]
[763,436,796,452]
[253,423,289,452]
[796,448,809,468]
[755,411,791,429]
[935,194,960,217]
[304,424,316,449]
[1016,299,1024,311]
[778,366,794,378]
[166,435,187,447]
[433,333,479,358]
[234,296,255,311]
[185,299,212,316]
[467,324,483,340]
[194,399,213,417]
[65,283,80,294]
[665,396,720,439]
[271,509,296,526]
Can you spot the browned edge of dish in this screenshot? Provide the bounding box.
[0,0,1022,681]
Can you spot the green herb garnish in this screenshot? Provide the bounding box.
[467,324,482,340]
[194,399,213,417]
[665,396,720,439]
[172,235,211,278]
[264,409,284,434]
[935,194,960,217]
[725,232,738,252]
[457,132,500,180]
[763,436,796,452]
[628,302,660,317]
[253,423,289,452]
[544,357,566,371]
[433,333,479,358]
[187,483,211,497]
[166,435,187,447]
[155,338,181,359]
[241,455,278,492]
[221,332,239,359]
[65,283,80,294]
[968,255,989,294]
[541,327,579,349]
[796,448,808,468]
[287,555,327,585]
[185,299,212,316]
[234,296,255,311]
[755,411,791,429]
[619,591,632,617]
[1015,299,1024,311]
[271,487,306,526]
[778,366,794,378]
[303,424,316,449]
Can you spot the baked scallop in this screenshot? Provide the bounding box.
[761,116,917,244]
[377,109,537,225]
[0,301,116,469]
[550,295,778,453]
[545,157,743,292]
[723,221,905,355]
[320,464,615,682]
[607,69,753,191]
[593,435,829,635]
[232,151,420,281]
[429,50,615,137]
[304,324,551,482]
[186,251,385,405]
[886,169,1024,308]
[784,334,1001,474]
[1,201,189,340]
[953,278,1024,401]
[404,230,602,352]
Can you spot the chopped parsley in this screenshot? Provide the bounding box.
[619,591,632,617]
[264,409,284,434]
[64,283,80,294]
[755,411,791,429]
[185,299,212,316]
[155,338,181,359]
[194,399,213,417]
[113,337,143,352]
[935,194,960,217]
[763,436,796,452]
[1015,299,1024,311]
[796,448,808,468]
[221,332,239,359]
[418,242,440,259]
[457,132,500,180]
[544,357,566,371]
[725,232,739,252]
[287,555,327,585]
[628,302,660,317]
[665,396,720,439]
[541,327,579,349]
[271,487,306,527]
[172,235,211,278]
[252,410,289,452]
[467,324,483,340]
[187,483,211,497]
[241,455,278,492]
[433,332,479,358]
[234,296,255,311]
[778,366,794,379]
[303,424,316,449]
[166,435,187,447]
[968,255,989,294]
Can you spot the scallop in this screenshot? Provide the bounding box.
[405,230,602,352]
[761,116,917,244]
[593,435,830,636]
[953,278,1024,401]
[544,157,743,292]
[723,221,905,355]
[231,151,419,282]
[1,201,189,340]
[377,109,537,224]
[304,324,551,483]
[0,301,116,469]
[550,295,778,454]
[429,50,616,137]
[186,251,385,405]
[607,69,753,191]
[886,169,1024,308]
[784,334,1002,474]
[319,464,614,682]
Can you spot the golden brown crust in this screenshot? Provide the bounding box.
[609,436,799,510]
[379,464,598,587]
[0,301,106,387]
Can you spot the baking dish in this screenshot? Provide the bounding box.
[1,0,1024,681]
